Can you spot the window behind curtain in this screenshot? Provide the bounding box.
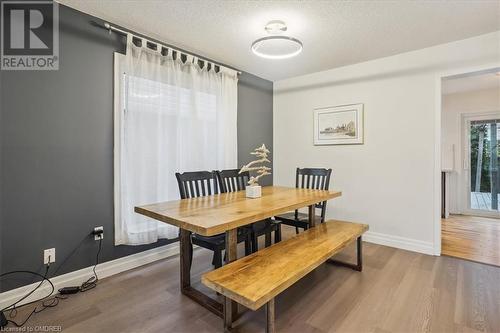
[114,46,238,245]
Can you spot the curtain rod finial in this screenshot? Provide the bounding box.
[104,22,112,34]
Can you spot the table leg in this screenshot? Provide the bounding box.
[308,205,316,228]
[179,229,192,289]
[180,228,223,317]
[223,228,238,330]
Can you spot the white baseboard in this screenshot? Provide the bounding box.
[363,231,435,256]
[0,243,179,310]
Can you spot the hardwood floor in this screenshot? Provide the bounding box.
[442,214,500,267]
[10,226,500,333]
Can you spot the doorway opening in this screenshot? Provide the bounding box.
[440,68,500,266]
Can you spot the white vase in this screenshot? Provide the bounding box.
[245,185,262,198]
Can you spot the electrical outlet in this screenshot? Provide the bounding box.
[94,226,104,240]
[44,248,55,265]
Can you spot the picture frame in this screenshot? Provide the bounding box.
[313,104,364,145]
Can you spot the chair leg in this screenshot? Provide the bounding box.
[244,234,252,256]
[251,232,258,253]
[265,231,271,247]
[214,249,223,269]
[274,224,281,243]
[295,226,299,234]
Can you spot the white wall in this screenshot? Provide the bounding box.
[273,31,500,255]
[442,88,500,213]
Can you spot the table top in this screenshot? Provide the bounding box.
[134,186,342,236]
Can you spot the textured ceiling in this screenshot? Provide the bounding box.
[58,0,500,81]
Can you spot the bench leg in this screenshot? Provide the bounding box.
[266,299,275,333]
[357,235,363,271]
[327,236,363,272]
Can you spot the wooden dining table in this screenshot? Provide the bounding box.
[134,186,341,326]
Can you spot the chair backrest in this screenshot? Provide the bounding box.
[216,169,250,193]
[296,168,332,191]
[175,171,218,199]
[295,168,333,222]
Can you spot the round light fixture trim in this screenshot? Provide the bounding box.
[251,35,303,60]
[264,20,287,35]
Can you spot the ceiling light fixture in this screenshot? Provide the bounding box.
[251,20,303,60]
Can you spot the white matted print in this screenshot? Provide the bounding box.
[313,104,364,145]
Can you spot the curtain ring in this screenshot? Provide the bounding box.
[175,51,183,62]
[193,56,201,69]
[126,34,133,45]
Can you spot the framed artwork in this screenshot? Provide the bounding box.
[313,104,364,145]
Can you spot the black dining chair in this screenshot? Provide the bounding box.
[175,171,252,269]
[274,168,332,233]
[216,169,281,252]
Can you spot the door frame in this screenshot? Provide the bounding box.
[434,63,500,256]
[459,112,500,218]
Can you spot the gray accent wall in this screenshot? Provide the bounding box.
[0,5,272,292]
[238,73,273,185]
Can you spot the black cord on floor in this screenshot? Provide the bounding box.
[0,265,58,327]
[1,237,103,327]
[0,266,52,312]
[6,295,67,328]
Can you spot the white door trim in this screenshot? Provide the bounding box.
[433,62,500,256]
[460,111,500,218]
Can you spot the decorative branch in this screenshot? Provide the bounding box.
[239,144,272,186]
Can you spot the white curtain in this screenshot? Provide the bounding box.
[114,35,238,245]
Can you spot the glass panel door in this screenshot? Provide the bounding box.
[469,119,500,213]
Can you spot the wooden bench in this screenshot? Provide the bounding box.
[202,220,369,332]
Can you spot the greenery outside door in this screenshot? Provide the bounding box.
[463,113,500,217]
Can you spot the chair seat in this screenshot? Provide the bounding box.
[192,228,249,247]
[274,212,323,223]
[249,219,277,235]
[193,233,226,246]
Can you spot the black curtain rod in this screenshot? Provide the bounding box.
[93,21,242,75]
